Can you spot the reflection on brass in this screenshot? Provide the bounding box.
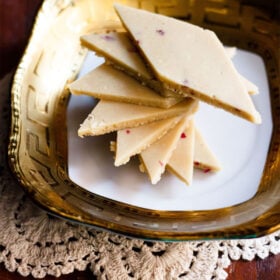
[8,0,280,241]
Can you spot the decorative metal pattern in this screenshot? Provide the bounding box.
[8,0,280,240]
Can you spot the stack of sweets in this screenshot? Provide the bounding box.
[69,4,260,185]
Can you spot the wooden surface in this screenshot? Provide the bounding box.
[0,0,279,279]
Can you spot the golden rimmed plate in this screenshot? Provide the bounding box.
[9,0,280,241]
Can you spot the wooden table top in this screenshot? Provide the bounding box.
[0,1,279,279]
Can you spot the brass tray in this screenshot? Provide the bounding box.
[9,0,280,241]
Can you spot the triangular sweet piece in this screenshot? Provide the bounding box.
[225,47,236,59]
[224,46,258,95]
[113,116,183,166]
[194,127,221,172]
[139,116,189,184]
[111,118,221,171]
[114,4,261,123]
[69,64,181,108]
[81,32,179,97]
[82,32,258,96]
[239,75,259,95]
[167,119,195,185]
[81,32,151,80]
[78,98,198,137]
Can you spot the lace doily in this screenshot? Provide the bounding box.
[0,73,279,279]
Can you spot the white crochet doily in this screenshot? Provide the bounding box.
[0,74,279,279]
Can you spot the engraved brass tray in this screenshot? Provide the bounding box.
[9,0,280,241]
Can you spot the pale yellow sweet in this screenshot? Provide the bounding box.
[82,33,258,96]
[239,75,259,95]
[167,119,195,185]
[114,116,183,166]
[81,32,151,80]
[78,98,199,137]
[112,116,221,184]
[114,4,261,123]
[224,46,258,95]
[69,64,181,108]
[194,127,221,172]
[81,32,179,97]
[225,47,237,59]
[139,116,189,184]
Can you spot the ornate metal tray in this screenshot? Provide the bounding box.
[9,0,280,241]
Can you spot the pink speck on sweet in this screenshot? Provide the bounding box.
[101,35,115,41]
[135,39,141,45]
[159,160,164,166]
[156,29,165,36]
[181,132,187,139]
[204,168,211,173]
[126,129,131,134]
[183,79,189,86]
